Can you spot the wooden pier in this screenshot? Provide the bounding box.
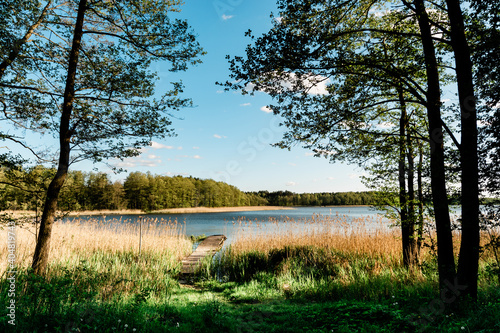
[181,235,227,275]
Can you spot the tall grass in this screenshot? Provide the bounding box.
[1,212,499,332]
[1,216,190,275]
[229,213,403,260]
[1,216,193,332]
[202,213,499,302]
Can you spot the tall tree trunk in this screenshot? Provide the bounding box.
[416,143,425,256]
[413,0,456,289]
[407,127,417,264]
[32,0,87,275]
[445,0,480,302]
[398,87,411,267]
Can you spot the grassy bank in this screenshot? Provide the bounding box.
[1,215,499,332]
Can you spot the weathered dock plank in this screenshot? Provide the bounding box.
[181,235,227,275]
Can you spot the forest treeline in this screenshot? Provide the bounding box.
[251,190,376,207]
[0,168,266,211]
[0,167,376,211]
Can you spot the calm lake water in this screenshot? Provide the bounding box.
[64,206,392,245]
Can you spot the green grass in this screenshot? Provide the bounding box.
[2,243,499,333]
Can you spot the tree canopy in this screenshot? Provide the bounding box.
[1,0,205,274]
[1,0,204,164]
[221,0,494,302]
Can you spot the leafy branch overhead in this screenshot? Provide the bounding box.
[219,0,456,165]
[1,0,204,275]
[221,0,496,302]
[1,0,205,164]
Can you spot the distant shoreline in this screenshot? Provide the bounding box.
[1,206,296,218]
[2,205,385,218]
[149,206,295,214]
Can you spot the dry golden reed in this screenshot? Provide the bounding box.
[228,213,431,265]
[228,212,499,266]
[0,216,191,275]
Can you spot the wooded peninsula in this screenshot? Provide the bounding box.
[0,168,376,212]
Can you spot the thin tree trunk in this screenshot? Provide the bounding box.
[407,128,417,264]
[413,0,456,288]
[416,144,425,255]
[32,0,87,275]
[398,87,411,267]
[445,0,480,302]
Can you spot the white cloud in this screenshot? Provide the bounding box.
[288,162,297,166]
[222,14,234,20]
[305,152,315,156]
[213,134,227,139]
[150,141,175,150]
[348,172,367,179]
[286,181,297,186]
[305,76,330,95]
[192,146,200,150]
[327,177,335,181]
[176,154,202,160]
[164,171,189,176]
[477,120,490,127]
[313,149,336,156]
[248,72,330,96]
[114,157,162,168]
[260,106,273,113]
[147,154,160,159]
[240,103,251,107]
[376,122,394,129]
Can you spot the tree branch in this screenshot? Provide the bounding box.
[0,1,53,79]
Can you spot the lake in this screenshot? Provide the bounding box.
[64,206,392,245]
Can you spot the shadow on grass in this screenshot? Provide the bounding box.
[1,261,499,333]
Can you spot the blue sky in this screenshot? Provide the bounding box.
[9,1,370,193]
[117,0,369,193]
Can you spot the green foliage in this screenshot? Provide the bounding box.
[480,204,500,284]
[0,167,268,211]
[252,190,377,206]
[0,164,54,211]
[190,234,207,243]
[0,163,384,211]
[1,0,205,163]
[205,245,381,285]
[194,243,500,333]
[122,172,268,211]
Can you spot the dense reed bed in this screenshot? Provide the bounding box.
[200,213,499,306]
[1,216,190,274]
[229,213,403,259]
